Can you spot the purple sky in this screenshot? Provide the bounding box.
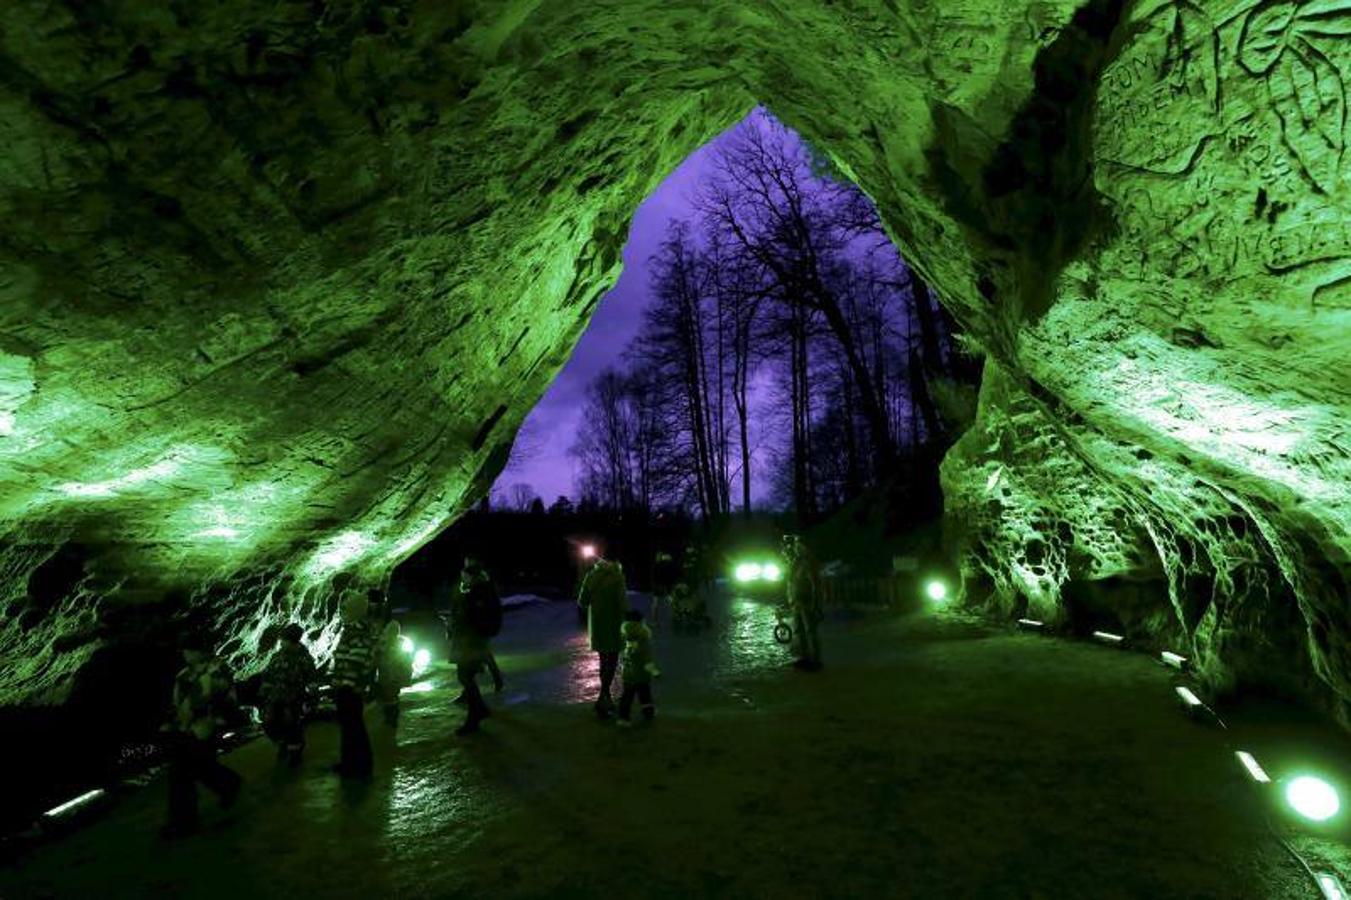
[493,126,735,503]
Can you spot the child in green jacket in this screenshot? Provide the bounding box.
[617,609,657,726]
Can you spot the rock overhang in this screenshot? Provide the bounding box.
[0,0,1345,721]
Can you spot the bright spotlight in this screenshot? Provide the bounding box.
[580,544,597,559]
[1236,750,1271,784]
[413,648,432,676]
[762,563,782,581]
[924,579,948,602]
[734,562,762,583]
[1286,776,1341,822]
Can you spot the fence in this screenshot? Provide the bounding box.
[819,574,923,611]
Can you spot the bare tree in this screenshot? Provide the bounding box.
[698,113,898,479]
[504,482,538,512]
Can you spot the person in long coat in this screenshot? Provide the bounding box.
[578,556,628,716]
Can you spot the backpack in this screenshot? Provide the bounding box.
[466,578,503,638]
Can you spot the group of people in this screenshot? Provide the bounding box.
[159,534,823,836]
[161,586,417,835]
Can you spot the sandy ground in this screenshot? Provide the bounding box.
[2,592,1345,899]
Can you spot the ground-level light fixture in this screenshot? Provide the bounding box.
[1236,750,1272,784]
[1285,775,1341,823]
[1092,630,1125,645]
[762,563,782,581]
[1316,872,1347,899]
[580,544,597,560]
[1161,650,1189,670]
[1175,686,1204,709]
[42,788,105,820]
[924,579,949,602]
[1016,618,1044,630]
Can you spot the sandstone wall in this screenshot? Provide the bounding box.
[0,1,1346,717]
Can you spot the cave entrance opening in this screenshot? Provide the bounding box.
[394,108,980,617]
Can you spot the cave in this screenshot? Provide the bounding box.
[2,1,1349,896]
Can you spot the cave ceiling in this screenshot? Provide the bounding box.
[0,0,1347,714]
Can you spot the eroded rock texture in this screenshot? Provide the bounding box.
[0,1,1347,718]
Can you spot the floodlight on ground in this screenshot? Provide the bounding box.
[1285,776,1341,823]
[1161,651,1188,670]
[1016,618,1044,630]
[1175,686,1203,709]
[762,563,782,581]
[1092,630,1125,645]
[1316,872,1347,900]
[734,562,762,583]
[924,579,948,602]
[42,788,104,820]
[1236,750,1271,784]
[413,648,432,675]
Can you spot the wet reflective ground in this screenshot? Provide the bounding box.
[3,591,1339,898]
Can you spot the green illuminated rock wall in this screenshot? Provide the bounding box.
[0,1,1346,719]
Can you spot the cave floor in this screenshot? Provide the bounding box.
[3,592,1343,899]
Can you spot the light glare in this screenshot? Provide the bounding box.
[734,562,762,583]
[925,579,948,602]
[1286,776,1340,822]
[413,648,432,675]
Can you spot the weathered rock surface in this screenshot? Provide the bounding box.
[0,1,1346,719]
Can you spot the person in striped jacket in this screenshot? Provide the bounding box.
[329,591,377,778]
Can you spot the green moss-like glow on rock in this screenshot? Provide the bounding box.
[0,0,1346,720]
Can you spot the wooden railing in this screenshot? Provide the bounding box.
[819,574,920,611]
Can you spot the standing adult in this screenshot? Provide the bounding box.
[578,555,628,717]
[260,622,318,765]
[330,591,377,778]
[162,635,243,838]
[784,534,823,671]
[447,556,502,736]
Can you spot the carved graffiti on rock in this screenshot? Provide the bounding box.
[1096,1,1221,173]
[1238,0,1351,193]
